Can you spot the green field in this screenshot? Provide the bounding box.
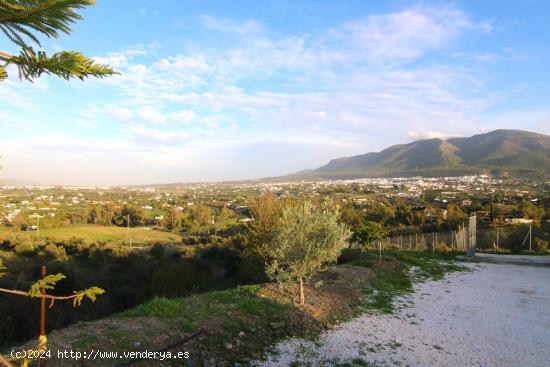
[0,225,182,246]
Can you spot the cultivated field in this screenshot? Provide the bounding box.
[0,225,182,246]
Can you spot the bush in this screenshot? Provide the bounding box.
[535,238,548,252]
[149,243,165,259]
[435,243,451,253]
[14,241,35,256]
[44,243,69,261]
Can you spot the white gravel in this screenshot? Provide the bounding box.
[256,261,550,367]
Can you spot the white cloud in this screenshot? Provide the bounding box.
[407,130,455,141]
[3,5,525,184]
[199,14,262,34]
[334,7,479,63]
[138,107,166,124]
[170,110,195,123]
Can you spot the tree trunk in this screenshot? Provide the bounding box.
[299,277,305,305]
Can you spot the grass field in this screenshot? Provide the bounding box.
[0,225,182,246]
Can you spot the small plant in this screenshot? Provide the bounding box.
[351,222,385,259]
[0,259,104,365]
[434,243,451,253]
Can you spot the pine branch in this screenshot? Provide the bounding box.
[0,0,95,47]
[0,285,105,307]
[3,47,117,81]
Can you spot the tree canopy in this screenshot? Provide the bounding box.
[264,200,350,304]
[0,0,115,81]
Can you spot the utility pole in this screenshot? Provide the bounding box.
[127,215,132,248]
[29,214,43,239]
[529,222,533,252]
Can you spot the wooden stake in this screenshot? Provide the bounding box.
[39,265,46,367]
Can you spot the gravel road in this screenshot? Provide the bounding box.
[256,257,550,367]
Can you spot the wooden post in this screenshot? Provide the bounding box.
[529,222,533,252]
[299,277,304,305]
[451,230,455,249]
[40,266,46,337]
[39,265,46,367]
[496,227,499,251]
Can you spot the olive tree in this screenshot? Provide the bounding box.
[264,200,350,305]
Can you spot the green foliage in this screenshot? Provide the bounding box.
[14,240,35,255]
[517,200,544,221]
[0,0,95,46]
[0,0,115,81]
[28,273,66,297]
[362,262,412,314]
[188,203,213,231]
[339,204,364,230]
[446,204,467,228]
[264,200,351,284]
[535,238,548,252]
[351,221,385,252]
[165,208,183,231]
[0,258,4,278]
[3,47,114,80]
[44,243,69,261]
[72,286,105,307]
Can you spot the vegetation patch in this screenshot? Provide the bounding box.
[9,251,465,366]
[341,250,465,314]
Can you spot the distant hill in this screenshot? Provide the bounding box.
[292,129,550,179]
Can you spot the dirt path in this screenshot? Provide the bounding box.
[256,260,550,367]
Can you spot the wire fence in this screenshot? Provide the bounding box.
[369,218,541,253]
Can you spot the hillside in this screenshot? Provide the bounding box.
[301,129,550,178]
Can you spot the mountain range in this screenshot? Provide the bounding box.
[290,129,550,179]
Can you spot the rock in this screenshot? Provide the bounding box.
[225,343,233,350]
[238,331,246,337]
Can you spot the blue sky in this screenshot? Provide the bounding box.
[1,0,550,185]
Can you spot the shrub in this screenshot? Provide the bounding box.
[535,238,548,252]
[14,241,35,256]
[150,243,165,259]
[44,243,69,261]
[435,243,451,253]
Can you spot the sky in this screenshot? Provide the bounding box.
[1,0,550,185]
